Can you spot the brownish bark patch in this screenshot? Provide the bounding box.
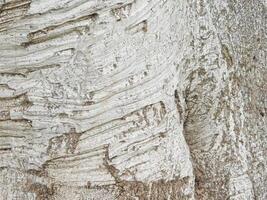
[47,128,82,157]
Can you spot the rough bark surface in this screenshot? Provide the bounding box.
[0,0,266,199]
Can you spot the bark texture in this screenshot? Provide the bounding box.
[0,0,266,199]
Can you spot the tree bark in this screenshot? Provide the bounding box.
[0,0,266,199]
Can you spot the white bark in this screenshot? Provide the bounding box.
[0,0,266,199]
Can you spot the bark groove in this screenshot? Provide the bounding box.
[0,0,266,199]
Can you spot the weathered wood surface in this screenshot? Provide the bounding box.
[0,0,266,199]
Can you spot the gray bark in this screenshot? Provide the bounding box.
[0,0,266,199]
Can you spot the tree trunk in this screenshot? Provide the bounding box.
[0,0,266,199]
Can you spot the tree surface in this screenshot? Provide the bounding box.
[0,0,266,199]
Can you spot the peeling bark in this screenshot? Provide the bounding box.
[0,0,266,199]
